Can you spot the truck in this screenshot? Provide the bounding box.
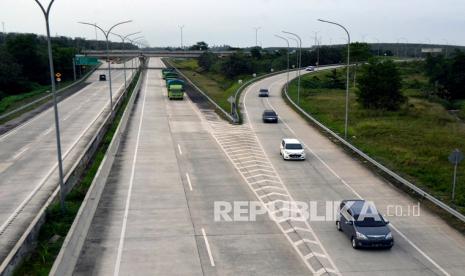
[162,68,176,79]
[167,79,185,100]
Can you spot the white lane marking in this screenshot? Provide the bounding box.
[264,76,451,276]
[12,146,29,160]
[0,92,114,235]
[63,114,72,121]
[186,173,193,191]
[0,69,126,142]
[41,128,53,136]
[178,144,183,155]
[201,228,215,267]
[114,70,149,276]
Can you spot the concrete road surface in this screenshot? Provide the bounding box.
[73,58,314,275]
[241,68,465,275]
[0,59,136,263]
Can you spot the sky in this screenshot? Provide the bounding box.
[1,0,464,48]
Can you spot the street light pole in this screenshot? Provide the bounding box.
[318,18,351,139]
[33,0,66,212]
[253,27,261,47]
[179,25,185,49]
[287,36,299,71]
[129,36,144,74]
[111,31,141,91]
[78,20,132,112]
[283,31,302,105]
[275,35,290,93]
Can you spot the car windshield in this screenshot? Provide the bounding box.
[354,216,387,227]
[286,143,302,150]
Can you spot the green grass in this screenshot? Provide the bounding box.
[288,65,465,214]
[13,70,141,276]
[169,58,251,113]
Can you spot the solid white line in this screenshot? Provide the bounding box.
[201,228,215,267]
[264,74,450,276]
[41,128,53,136]
[186,173,193,191]
[177,144,183,155]
[12,146,29,160]
[113,70,149,276]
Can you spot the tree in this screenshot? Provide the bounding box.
[189,41,209,51]
[357,59,405,110]
[198,51,218,71]
[250,46,262,59]
[0,46,24,97]
[220,52,252,78]
[345,42,372,87]
[325,69,345,89]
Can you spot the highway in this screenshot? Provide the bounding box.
[0,59,136,263]
[72,58,320,275]
[241,68,465,275]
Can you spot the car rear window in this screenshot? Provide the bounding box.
[285,143,303,150]
[260,89,269,92]
[264,111,276,116]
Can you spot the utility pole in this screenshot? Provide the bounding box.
[318,19,351,139]
[253,26,261,47]
[179,25,185,49]
[33,0,65,212]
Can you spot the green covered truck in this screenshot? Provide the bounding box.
[167,79,185,100]
[162,68,177,79]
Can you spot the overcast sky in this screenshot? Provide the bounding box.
[1,0,464,48]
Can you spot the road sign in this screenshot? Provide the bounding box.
[449,149,463,201]
[227,96,235,104]
[56,78,61,82]
[449,149,464,165]
[55,72,61,78]
[75,55,99,66]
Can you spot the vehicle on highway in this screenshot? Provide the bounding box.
[99,74,106,81]
[258,88,269,97]
[262,109,278,123]
[336,200,394,249]
[162,68,176,79]
[167,79,185,100]
[280,138,306,160]
[305,66,315,71]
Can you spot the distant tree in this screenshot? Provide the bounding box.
[0,46,24,97]
[250,46,262,59]
[325,69,345,89]
[345,42,372,88]
[189,41,209,51]
[357,58,405,110]
[220,52,252,78]
[197,51,218,71]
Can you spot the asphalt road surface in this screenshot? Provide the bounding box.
[241,68,465,275]
[0,60,136,263]
[73,58,316,275]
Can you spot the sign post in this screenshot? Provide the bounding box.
[227,96,235,116]
[448,149,464,201]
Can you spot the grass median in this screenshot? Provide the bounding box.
[287,62,465,215]
[13,70,141,276]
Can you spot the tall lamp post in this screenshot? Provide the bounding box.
[287,36,299,72]
[179,25,185,49]
[78,20,132,111]
[318,18,351,139]
[283,31,302,105]
[275,35,290,93]
[129,36,144,73]
[111,31,141,91]
[253,26,261,47]
[33,0,65,211]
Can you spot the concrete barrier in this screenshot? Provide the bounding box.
[49,69,145,275]
[0,67,143,276]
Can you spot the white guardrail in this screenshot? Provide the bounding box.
[49,69,145,275]
[281,66,465,224]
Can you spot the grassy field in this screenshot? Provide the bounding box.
[288,63,465,213]
[169,58,251,113]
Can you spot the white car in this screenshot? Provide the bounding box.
[305,66,315,71]
[280,138,306,160]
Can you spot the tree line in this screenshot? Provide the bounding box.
[0,33,136,100]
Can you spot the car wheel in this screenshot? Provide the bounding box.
[351,237,358,249]
[336,221,342,231]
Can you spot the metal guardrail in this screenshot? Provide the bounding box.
[280,69,465,224]
[49,68,145,276]
[0,64,100,122]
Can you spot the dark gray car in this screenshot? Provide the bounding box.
[262,110,278,123]
[258,88,269,97]
[336,200,394,249]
